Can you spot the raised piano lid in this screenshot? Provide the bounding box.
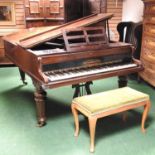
[3,13,113,49]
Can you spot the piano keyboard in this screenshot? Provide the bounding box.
[44,63,137,82]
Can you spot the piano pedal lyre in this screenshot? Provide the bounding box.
[72,81,93,98]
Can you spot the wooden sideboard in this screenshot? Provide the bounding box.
[0,34,13,65]
[24,0,92,27]
[0,29,25,66]
[0,0,25,66]
[25,0,65,27]
[0,31,17,67]
[139,0,155,86]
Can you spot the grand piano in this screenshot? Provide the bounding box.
[3,13,143,126]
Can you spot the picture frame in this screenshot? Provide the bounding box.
[0,2,16,25]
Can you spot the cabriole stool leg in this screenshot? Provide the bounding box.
[71,104,79,137]
[88,117,97,153]
[141,100,151,133]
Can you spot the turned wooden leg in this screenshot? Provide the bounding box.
[141,100,151,133]
[33,80,47,127]
[71,104,79,137]
[18,68,27,85]
[88,117,97,153]
[118,75,128,88]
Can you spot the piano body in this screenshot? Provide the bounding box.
[3,13,143,126]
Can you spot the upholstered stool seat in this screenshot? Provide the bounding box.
[71,87,150,153]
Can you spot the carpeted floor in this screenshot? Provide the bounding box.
[0,67,155,155]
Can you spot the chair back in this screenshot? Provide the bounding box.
[117,21,143,59]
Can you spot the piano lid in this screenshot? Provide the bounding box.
[3,13,113,49]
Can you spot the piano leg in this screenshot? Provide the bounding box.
[118,76,128,88]
[33,80,46,127]
[18,68,27,85]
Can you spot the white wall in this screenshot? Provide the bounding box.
[122,0,144,22]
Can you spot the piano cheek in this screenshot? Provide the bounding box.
[38,69,49,83]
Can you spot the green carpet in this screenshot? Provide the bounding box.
[0,67,155,155]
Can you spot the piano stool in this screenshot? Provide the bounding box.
[71,87,151,153]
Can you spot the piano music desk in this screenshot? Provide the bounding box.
[71,87,150,152]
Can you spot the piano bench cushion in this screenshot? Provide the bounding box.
[72,87,149,114]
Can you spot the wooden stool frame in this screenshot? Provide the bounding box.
[71,99,150,153]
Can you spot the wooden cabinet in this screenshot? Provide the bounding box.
[24,0,95,27]
[0,0,25,66]
[0,35,13,65]
[25,0,65,27]
[0,37,4,57]
[140,0,155,86]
